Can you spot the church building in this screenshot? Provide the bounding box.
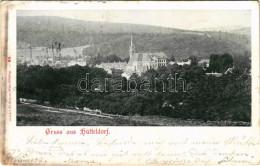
[125,36,167,76]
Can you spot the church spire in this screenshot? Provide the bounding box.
[131,35,133,46]
[129,35,135,59]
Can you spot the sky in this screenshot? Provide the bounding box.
[17,10,251,31]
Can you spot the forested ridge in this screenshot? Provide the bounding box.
[17,16,250,59]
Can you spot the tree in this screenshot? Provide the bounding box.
[233,54,251,74]
[209,54,221,72]
[82,46,96,60]
[220,53,233,72]
[209,53,233,73]
[189,56,198,66]
[105,54,122,63]
[171,53,175,62]
[122,57,130,63]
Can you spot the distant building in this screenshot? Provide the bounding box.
[176,59,191,66]
[67,59,86,67]
[55,61,68,68]
[121,72,132,79]
[169,61,176,65]
[198,59,210,68]
[96,36,167,77]
[125,36,167,76]
[206,72,222,77]
[95,61,127,74]
[60,45,88,58]
[18,45,89,68]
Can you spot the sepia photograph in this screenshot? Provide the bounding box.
[16,10,252,126]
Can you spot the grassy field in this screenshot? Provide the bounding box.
[17,104,152,126]
[17,104,250,126]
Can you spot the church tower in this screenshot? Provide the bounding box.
[129,35,135,59]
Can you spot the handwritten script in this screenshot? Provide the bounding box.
[4,134,260,165]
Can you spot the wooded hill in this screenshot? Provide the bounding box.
[17,16,251,59]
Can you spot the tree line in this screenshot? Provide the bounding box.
[17,53,251,122]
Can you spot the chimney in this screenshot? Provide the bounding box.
[58,43,61,58]
[52,44,55,67]
[29,45,32,63]
[46,47,48,62]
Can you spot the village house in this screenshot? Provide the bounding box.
[206,72,223,77]
[95,61,127,74]
[198,59,210,68]
[67,59,86,67]
[176,59,191,66]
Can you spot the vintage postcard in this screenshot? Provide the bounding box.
[1,1,259,165]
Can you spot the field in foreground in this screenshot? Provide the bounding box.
[17,104,250,126]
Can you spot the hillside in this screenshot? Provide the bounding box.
[231,27,251,35]
[17,16,251,59]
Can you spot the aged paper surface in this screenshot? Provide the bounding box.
[1,1,260,165]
